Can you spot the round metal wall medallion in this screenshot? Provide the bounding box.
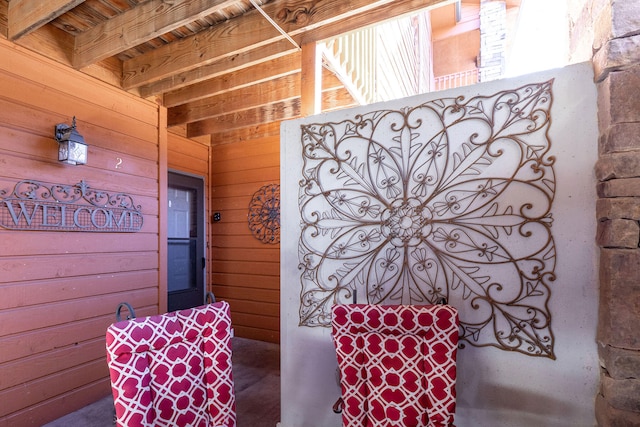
[248,184,280,244]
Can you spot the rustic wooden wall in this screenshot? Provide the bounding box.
[203,62,356,345]
[168,131,210,179]
[0,39,161,426]
[209,123,281,343]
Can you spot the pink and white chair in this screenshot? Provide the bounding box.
[106,301,236,427]
[332,304,459,427]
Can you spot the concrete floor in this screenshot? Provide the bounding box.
[43,337,280,427]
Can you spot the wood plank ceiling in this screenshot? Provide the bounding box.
[0,0,452,140]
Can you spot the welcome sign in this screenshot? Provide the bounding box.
[0,180,143,232]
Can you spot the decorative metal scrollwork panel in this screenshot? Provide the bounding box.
[0,179,143,232]
[297,81,557,359]
[248,184,280,244]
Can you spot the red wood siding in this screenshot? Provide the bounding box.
[0,39,161,426]
[210,125,280,343]
[168,132,210,178]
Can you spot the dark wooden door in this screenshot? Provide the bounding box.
[167,172,205,312]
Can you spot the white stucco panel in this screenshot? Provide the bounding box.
[280,62,598,427]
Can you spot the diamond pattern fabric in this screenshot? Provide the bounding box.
[332,304,458,427]
[106,301,236,427]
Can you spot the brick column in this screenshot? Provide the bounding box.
[593,0,640,424]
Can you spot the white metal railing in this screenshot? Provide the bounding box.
[433,69,479,91]
[323,27,377,105]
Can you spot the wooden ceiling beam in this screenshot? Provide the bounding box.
[129,0,451,96]
[168,73,300,126]
[72,0,237,69]
[300,41,322,116]
[8,0,84,40]
[322,86,359,112]
[122,0,411,90]
[322,69,347,91]
[187,98,301,137]
[122,6,284,90]
[301,0,452,43]
[203,88,353,145]
[7,17,74,64]
[4,19,125,88]
[209,121,282,146]
[186,74,355,137]
[0,2,8,37]
[162,51,302,108]
[168,65,343,125]
[137,0,450,99]
[137,39,299,98]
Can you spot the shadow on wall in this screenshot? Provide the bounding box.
[458,381,588,424]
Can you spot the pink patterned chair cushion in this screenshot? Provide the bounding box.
[106,301,236,427]
[332,304,459,427]
[363,333,428,426]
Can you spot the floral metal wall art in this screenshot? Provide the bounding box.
[297,80,557,359]
[248,183,280,244]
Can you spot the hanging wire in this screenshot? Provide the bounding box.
[248,0,301,50]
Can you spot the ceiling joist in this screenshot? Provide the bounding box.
[187,80,356,138]
[72,0,238,69]
[122,0,444,90]
[8,0,84,40]
[139,38,300,98]
[169,73,301,126]
[188,98,301,137]
[1,0,473,137]
[163,51,302,108]
[167,62,346,127]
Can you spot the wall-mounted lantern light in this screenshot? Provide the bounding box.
[54,116,87,165]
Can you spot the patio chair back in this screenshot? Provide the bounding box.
[332,304,459,427]
[106,301,236,427]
